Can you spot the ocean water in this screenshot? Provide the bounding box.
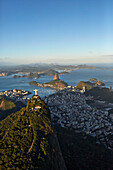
[0,75,55,98]
[60,68,113,87]
[0,64,113,97]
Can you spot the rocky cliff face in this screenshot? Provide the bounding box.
[53,73,60,80]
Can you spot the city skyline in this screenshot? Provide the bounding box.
[0,0,113,64]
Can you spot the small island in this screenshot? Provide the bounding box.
[13,75,26,78]
[89,79,105,86]
[13,72,40,79]
[89,78,98,81]
[29,73,68,90]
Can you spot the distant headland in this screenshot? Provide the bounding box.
[0,64,109,78]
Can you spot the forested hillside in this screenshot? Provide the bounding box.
[0,95,54,169]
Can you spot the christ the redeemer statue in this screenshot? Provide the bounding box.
[34,89,38,96]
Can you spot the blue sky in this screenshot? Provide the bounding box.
[0,0,113,64]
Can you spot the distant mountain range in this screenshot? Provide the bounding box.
[0,63,106,77]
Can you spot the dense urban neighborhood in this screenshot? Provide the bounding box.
[45,88,113,150]
[0,89,31,104]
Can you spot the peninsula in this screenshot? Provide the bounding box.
[77,79,105,91]
[29,73,68,90]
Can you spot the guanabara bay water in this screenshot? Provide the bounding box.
[0,74,55,98]
[0,64,113,97]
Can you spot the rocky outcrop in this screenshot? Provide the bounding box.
[95,81,105,86]
[53,73,60,80]
[89,78,98,81]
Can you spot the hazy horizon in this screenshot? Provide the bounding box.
[0,61,113,68]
